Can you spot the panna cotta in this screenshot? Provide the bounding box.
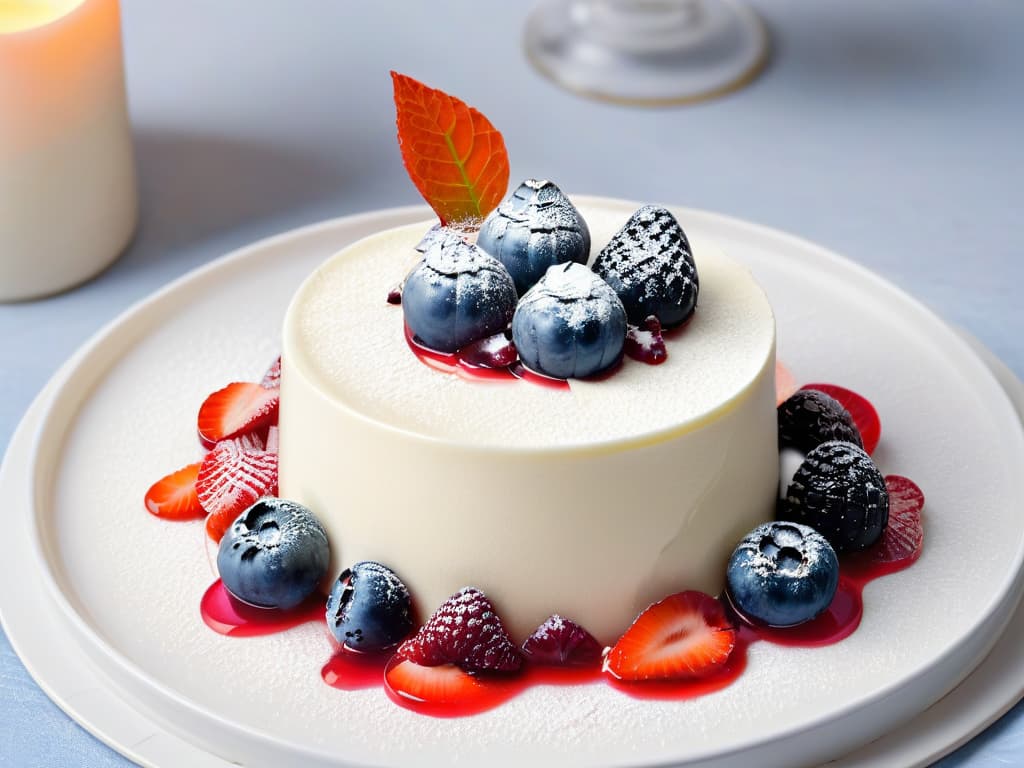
[279,199,778,645]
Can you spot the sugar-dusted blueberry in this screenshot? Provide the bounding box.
[402,230,518,353]
[216,497,329,610]
[778,389,863,453]
[512,262,627,380]
[593,205,698,328]
[326,561,415,652]
[781,440,889,552]
[476,179,590,296]
[726,521,840,628]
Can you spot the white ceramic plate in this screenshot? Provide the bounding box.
[7,201,1024,767]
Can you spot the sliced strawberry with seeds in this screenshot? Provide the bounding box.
[261,356,282,389]
[846,475,925,576]
[397,587,522,673]
[144,462,204,520]
[801,383,880,455]
[197,382,279,448]
[196,433,278,542]
[385,658,492,708]
[603,591,736,682]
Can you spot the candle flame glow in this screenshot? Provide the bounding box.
[0,0,85,33]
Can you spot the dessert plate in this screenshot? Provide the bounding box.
[5,201,1024,767]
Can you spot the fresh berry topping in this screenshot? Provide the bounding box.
[592,205,698,328]
[777,389,863,453]
[459,331,518,369]
[260,357,282,389]
[781,440,889,553]
[801,383,881,455]
[623,316,667,365]
[197,382,279,448]
[392,71,510,227]
[848,475,925,572]
[512,262,627,380]
[725,521,840,628]
[385,658,494,708]
[522,615,603,667]
[602,591,735,682]
[402,232,518,353]
[326,561,415,652]
[775,361,798,406]
[144,462,204,520]
[196,433,279,542]
[397,587,522,673]
[216,497,329,610]
[476,179,591,296]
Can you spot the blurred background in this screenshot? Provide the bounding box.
[1,0,1022,765]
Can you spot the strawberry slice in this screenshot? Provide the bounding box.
[196,433,278,542]
[261,356,281,389]
[801,383,880,455]
[197,382,279,448]
[846,475,925,576]
[385,658,491,707]
[775,360,798,406]
[144,462,204,520]
[603,591,736,682]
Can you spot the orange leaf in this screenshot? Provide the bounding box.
[392,71,510,226]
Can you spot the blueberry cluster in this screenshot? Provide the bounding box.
[402,183,700,380]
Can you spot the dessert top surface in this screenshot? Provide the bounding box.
[284,200,775,449]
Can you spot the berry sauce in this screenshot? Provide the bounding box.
[200,580,323,638]
[322,647,393,690]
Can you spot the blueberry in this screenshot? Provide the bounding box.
[326,561,414,652]
[217,498,329,610]
[476,179,591,296]
[781,440,889,552]
[402,230,518,352]
[726,521,840,627]
[778,389,863,453]
[593,205,698,328]
[512,262,627,379]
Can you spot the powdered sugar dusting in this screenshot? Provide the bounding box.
[289,202,774,448]
[517,263,621,332]
[736,522,834,580]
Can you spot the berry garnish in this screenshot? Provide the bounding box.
[216,497,329,610]
[326,561,415,652]
[392,71,510,227]
[476,179,591,296]
[522,615,603,667]
[775,361,798,406]
[602,591,735,682]
[777,389,863,453]
[847,475,925,573]
[725,521,840,628]
[385,657,500,709]
[260,356,281,389]
[781,440,889,553]
[196,432,279,542]
[196,381,279,448]
[512,262,627,380]
[144,462,204,520]
[623,316,668,365]
[402,231,517,353]
[801,383,880,455]
[593,205,698,328]
[397,587,522,673]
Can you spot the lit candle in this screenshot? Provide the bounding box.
[0,0,136,301]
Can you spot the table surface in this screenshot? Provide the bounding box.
[2,1,1022,765]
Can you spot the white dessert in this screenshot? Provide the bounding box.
[279,200,778,645]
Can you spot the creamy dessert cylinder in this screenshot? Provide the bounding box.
[279,200,778,645]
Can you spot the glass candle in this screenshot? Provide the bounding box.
[0,0,136,301]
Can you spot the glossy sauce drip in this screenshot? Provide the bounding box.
[322,647,392,690]
[200,580,323,638]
